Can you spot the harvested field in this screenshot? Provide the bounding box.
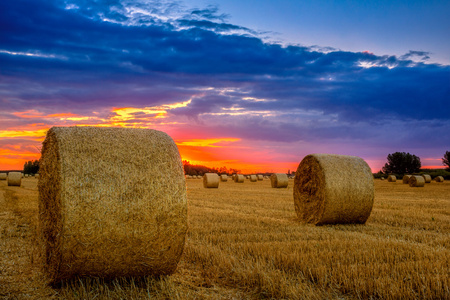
[1,178,449,299]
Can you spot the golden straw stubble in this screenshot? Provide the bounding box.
[38,126,187,284]
[293,154,374,225]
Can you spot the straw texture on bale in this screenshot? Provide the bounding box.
[402,175,412,184]
[0,173,6,180]
[422,174,431,183]
[7,172,22,186]
[293,154,374,225]
[270,173,289,188]
[234,174,245,183]
[220,174,228,182]
[257,174,263,181]
[203,173,220,188]
[387,175,396,182]
[38,126,187,284]
[435,176,444,182]
[249,175,257,182]
[409,175,425,187]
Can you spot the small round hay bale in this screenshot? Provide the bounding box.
[402,175,412,184]
[435,176,444,183]
[293,154,374,225]
[387,175,396,182]
[270,173,288,188]
[249,175,257,182]
[35,174,39,179]
[0,173,7,180]
[422,174,431,183]
[409,175,425,187]
[220,174,228,182]
[203,173,219,188]
[264,176,269,179]
[7,172,22,186]
[257,174,263,181]
[234,174,245,183]
[380,177,385,180]
[39,126,187,284]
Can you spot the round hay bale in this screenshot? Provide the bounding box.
[409,175,425,187]
[203,173,219,188]
[35,174,39,179]
[422,174,431,183]
[402,175,412,184]
[249,175,257,182]
[387,175,396,182]
[435,176,444,183]
[293,154,374,225]
[234,174,245,183]
[257,174,263,181]
[220,174,228,182]
[7,172,22,186]
[38,126,187,284]
[380,177,385,180]
[196,175,202,179]
[0,173,7,180]
[270,173,288,188]
[231,174,236,180]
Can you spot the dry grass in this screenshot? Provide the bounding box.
[1,177,449,299]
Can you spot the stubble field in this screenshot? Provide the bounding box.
[0,177,449,299]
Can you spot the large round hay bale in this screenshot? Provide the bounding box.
[402,175,412,184]
[387,175,396,182]
[270,173,288,188]
[220,174,228,182]
[435,176,444,183]
[38,127,187,284]
[422,174,431,183]
[7,172,22,186]
[293,154,374,225]
[249,174,257,182]
[257,174,263,181]
[203,173,219,188]
[0,173,7,180]
[234,174,245,183]
[409,175,425,187]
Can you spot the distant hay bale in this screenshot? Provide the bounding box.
[38,126,187,284]
[422,174,431,183]
[7,172,22,186]
[232,174,236,180]
[249,175,257,182]
[435,176,444,182]
[35,174,39,179]
[234,174,245,183]
[264,176,269,179]
[387,175,396,182]
[293,154,374,225]
[270,173,288,188]
[220,174,228,182]
[257,174,263,181]
[203,173,220,188]
[0,173,6,180]
[380,177,385,180]
[197,175,202,179]
[402,175,412,184]
[409,175,425,187]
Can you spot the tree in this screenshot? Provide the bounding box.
[23,159,40,174]
[443,151,450,170]
[382,152,421,174]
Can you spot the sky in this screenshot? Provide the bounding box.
[1,0,449,173]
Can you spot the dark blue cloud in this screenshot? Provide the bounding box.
[0,0,449,148]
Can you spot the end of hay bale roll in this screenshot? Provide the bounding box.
[402,175,412,184]
[387,175,396,182]
[293,153,374,225]
[0,173,7,180]
[203,173,220,188]
[257,174,263,181]
[38,126,187,284]
[249,174,257,182]
[421,174,431,183]
[220,174,228,182]
[409,175,425,187]
[7,172,22,186]
[435,176,444,182]
[270,173,288,188]
[234,174,245,183]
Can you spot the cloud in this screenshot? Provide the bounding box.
[0,0,449,171]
